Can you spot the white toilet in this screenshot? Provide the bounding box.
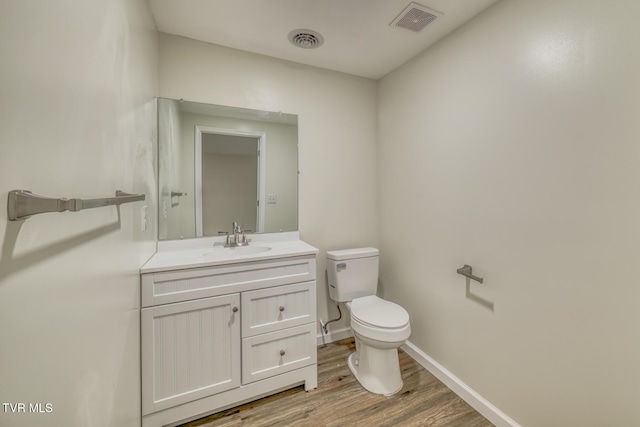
[326,248,411,396]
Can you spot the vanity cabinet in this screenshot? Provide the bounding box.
[141,250,317,427]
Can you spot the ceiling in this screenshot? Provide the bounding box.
[148,0,499,80]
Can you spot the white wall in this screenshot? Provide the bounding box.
[0,1,158,426]
[378,0,640,425]
[158,33,379,335]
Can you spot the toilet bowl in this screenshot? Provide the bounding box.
[346,295,411,395]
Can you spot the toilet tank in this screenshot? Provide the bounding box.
[326,248,379,302]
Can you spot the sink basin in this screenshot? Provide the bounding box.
[151,245,272,266]
[202,245,272,259]
[217,245,271,255]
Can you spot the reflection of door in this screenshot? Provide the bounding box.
[202,134,258,235]
[195,126,266,236]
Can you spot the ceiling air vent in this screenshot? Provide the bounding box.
[390,2,442,33]
[288,29,324,49]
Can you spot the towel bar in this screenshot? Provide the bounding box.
[7,189,145,221]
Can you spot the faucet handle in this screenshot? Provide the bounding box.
[218,231,230,245]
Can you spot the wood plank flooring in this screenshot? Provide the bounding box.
[179,338,493,427]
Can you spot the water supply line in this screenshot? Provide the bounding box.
[320,303,342,335]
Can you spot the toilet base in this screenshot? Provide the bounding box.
[347,341,403,396]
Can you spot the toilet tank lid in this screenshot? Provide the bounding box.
[327,247,379,261]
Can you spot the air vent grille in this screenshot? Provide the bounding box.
[391,2,441,33]
[288,30,324,49]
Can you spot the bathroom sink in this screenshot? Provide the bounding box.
[153,245,272,264]
[142,239,318,273]
[202,245,272,259]
[219,245,271,255]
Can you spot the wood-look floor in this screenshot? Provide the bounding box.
[179,338,493,427]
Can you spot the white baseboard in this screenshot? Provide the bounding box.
[316,326,352,346]
[401,341,521,427]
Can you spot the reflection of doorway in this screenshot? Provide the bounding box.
[195,126,266,236]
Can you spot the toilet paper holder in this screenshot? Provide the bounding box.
[456,265,484,284]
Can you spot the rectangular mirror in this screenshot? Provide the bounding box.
[158,98,298,240]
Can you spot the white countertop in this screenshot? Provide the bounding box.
[141,234,318,274]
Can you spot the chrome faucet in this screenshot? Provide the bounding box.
[220,221,251,247]
[232,221,241,246]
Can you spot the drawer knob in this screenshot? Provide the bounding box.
[232,306,238,313]
[280,350,286,356]
[279,306,285,312]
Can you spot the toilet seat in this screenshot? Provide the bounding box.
[349,296,411,343]
[350,295,409,329]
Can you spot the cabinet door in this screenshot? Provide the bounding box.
[142,294,240,415]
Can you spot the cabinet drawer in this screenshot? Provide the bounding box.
[142,255,316,307]
[242,324,316,384]
[241,281,316,337]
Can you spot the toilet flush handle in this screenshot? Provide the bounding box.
[336,263,347,272]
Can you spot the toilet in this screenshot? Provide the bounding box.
[326,248,411,396]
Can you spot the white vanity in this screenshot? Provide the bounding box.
[140,234,318,427]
